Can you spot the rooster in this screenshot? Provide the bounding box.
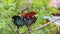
[12,11,52,34]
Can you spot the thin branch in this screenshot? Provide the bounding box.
[7,23,14,32]
[29,18,60,32]
[22,18,60,34]
[15,0,31,13]
[7,23,19,34]
[20,0,31,12]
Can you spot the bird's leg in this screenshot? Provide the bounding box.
[27,26,31,34]
[21,26,31,34]
[16,26,20,34]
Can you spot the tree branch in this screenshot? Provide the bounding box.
[22,18,60,34]
[29,18,60,32]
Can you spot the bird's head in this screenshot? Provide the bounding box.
[12,16,20,21]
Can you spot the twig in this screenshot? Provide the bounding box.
[29,18,60,32]
[7,23,14,32]
[22,18,60,33]
[20,0,31,12]
[15,0,31,13]
[7,23,20,34]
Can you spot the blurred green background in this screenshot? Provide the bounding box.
[0,0,58,34]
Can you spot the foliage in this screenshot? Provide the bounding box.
[0,0,57,34]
